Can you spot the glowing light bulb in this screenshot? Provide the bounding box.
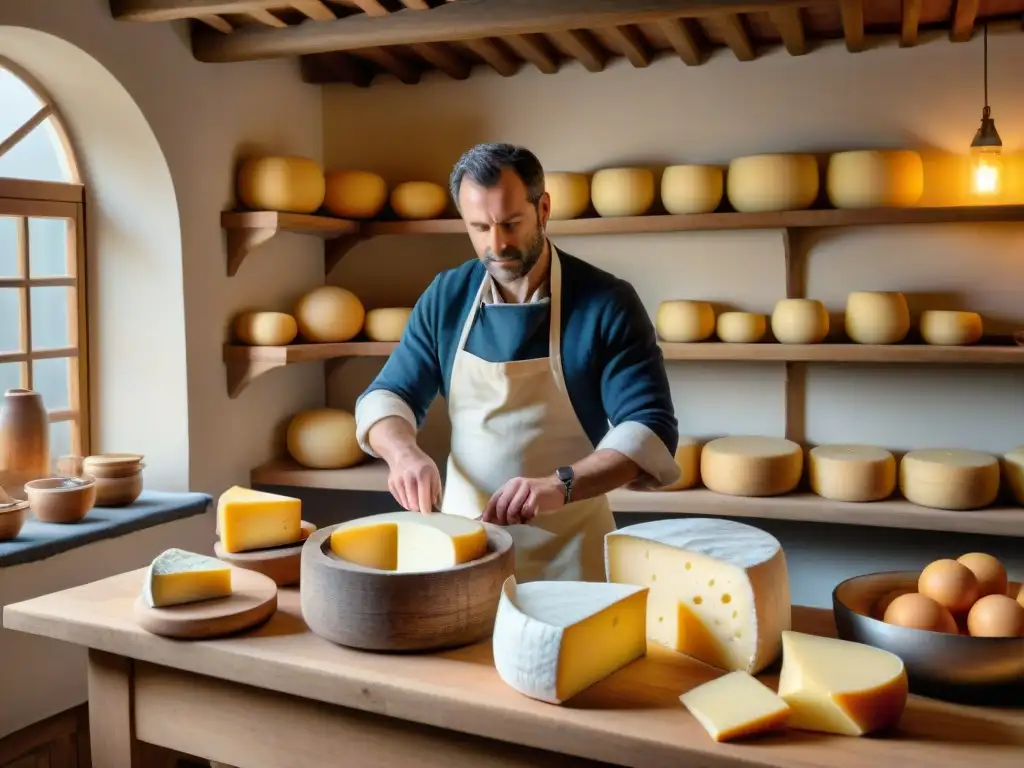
[970,146,1002,197]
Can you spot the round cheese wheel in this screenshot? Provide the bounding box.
[1001,446,1024,506]
[237,156,325,214]
[286,408,365,469]
[294,285,365,342]
[324,170,388,219]
[771,299,830,344]
[716,311,766,343]
[545,172,590,220]
[700,436,804,497]
[655,300,715,343]
[661,165,723,214]
[899,448,1000,510]
[364,307,412,342]
[826,150,924,209]
[390,181,448,219]
[808,444,896,502]
[660,437,701,491]
[726,154,819,213]
[232,311,298,346]
[844,291,910,345]
[590,167,655,217]
[919,310,983,346]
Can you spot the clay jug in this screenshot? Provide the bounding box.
[0,388,50,501]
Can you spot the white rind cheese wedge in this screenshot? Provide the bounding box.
[777,631,908,736]
[605,518,791,674]
[491,575,648,705]
[142,548,233,608]
[680,671,791,743]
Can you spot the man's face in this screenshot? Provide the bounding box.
[458,168,550,284]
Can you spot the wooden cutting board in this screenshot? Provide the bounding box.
[213,520,317,586]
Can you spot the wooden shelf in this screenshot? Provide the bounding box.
[250,457,1024,538]
[221,211,359,277]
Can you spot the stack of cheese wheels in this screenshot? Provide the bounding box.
[919,310,984,346]
[659,437,702,491]
[323,170,388,219]
[700,436,804,497]
[656,300,715,342]
[844,291,910,345]
[899,448,1000,510]
[808,444,896,502]
[771,298,829,344]
[826,150,924,209]
[1003,446,1024,505]
[716,312,767,343]
[660,165,724,214]
[237,155,326,214]
[390,181,448,219]
[364,307,413,342]
[286,408,366,469]
[232,311,298,346]
[294,285,365,342]
[545,172,590,219]
[590,167,655,217]
[726,154,819,213]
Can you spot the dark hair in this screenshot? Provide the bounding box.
[448,143,545,211]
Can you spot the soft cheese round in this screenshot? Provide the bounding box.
[591,167,655,217]
[660,437,702,491]
[656,300,715,343]
[899,448,1000,510]
[808,444,896,502]
[826,150,924,209]
[716,311,767,343]
[1003,446,1024,506]
[661,164,724,214]
[726,153,819,213]
[701,436,803,497]
[545,172,590,219]
[771,298,829,344]
[919,310,983,346]
[844,291,910,345]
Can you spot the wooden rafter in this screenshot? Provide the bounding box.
[502,34,560,74]
[950,0,980,42]
[603,25,651,68]
[657,17,706,65]
[900,0,922,47]
[839,0,865,52]
[248,8,286,27]
[549,29,607,73]
[198,14,233,32]
[461,38,521,77]
[291,1,334,22]
[718,14,756,61]
[768,7,807,56]
[409,43,471,79]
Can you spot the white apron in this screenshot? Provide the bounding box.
[440,250,617,583]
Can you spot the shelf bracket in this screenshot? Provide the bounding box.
[325,234,363,276]
[226,224,279,277]
[226,359,287,398]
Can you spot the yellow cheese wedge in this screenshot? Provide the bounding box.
[680,671,791,742]
[776,630,908,736]
[329,511,487,572]
[143,548,232,608]
[217,486,302,553]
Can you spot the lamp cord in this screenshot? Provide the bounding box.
[983,22,989,110]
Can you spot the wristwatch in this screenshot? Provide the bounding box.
[555,466,575,504]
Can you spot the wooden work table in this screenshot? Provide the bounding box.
[3,569,1022,768]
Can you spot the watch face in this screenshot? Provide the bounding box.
[556,466,573,482]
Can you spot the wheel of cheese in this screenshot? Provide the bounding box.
[660,437,701,491]
[286,408,365,469]
[390,181,448,219]
[323,170,388,219]
[808,444,896,502]
[771,299,829,344]
[545,172,590,220]
[294,285,365,342]
[590,167,655,217]
[716,312,766,343]
[364,307,412,342]
[899,448,1000,510]
[700,436,804,497]
[1000,446,1024,505]
[660,165,723,214]
[726,154,819,213]
[919,310,983,346]
[844,291,910,345]
[232,311,298,346]
[237,156,326,214]
[655,300,715,343]
[826,150,924,209]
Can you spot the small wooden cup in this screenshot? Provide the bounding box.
[24,476,97,523]
[0,500,29,540]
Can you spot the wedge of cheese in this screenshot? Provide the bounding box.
[605,518,791,674]
[329,511,487,572]
[143,548,233,608]
[492,575,648,704]
[680,671,791,742]
[217,486,302,553]
[776,631,908,736]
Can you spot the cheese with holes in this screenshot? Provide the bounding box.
[1003,446,1024,505]
[701,436,803,497]
[777,631,908,736]
[844,291,910,345]
[727,154,819,213]
[772,298,830,344]
[363,307,412,342]
[233,311,298,346]
[237,155,325,214]
[826,150,924,209]
[899,448,1000,510]
[329,511,487,572]
[143,548,233,608]
[287,408,365,470]
[217,486,302,553]
[680,671,791,743]
[809,444,896,502]
[545,172,590,219]
[919,310,983,346]
[656,300,715,343]
[605,518,791,674]
[591,167,655,217]
[716,311,766,343]
[324,170,388,219]
[492,575,648,704]
[661,164,723,214]
[660,437,701,491]
[390,181,447,219]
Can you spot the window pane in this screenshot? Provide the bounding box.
[0,67,44,147]
[0,216,19,278]
[0,362,21,393]
[32,356,70,411]
[30,286,71,350]
[50,419,73,466]
[0,117,72,183]
[28,217,70,277]
[0,288,22,353]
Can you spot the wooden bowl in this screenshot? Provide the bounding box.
[93,468,144,507]
[0,500,29,540]
[24,475,97,523]
[301,522,515,652]
[214,520,317,586]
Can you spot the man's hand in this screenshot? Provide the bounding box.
[387,446,442,515]
[481,475,565,526]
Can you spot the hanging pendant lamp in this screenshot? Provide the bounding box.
[969,22,1002,196]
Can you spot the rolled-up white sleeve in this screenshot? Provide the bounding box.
[355,390,417,458]
[597,421,680,490]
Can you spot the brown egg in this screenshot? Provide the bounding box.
[918,559,980,614]
[883,592,959,634]
[872,587,915,620]
[966,594,1024,638]
[956,552,1008,599]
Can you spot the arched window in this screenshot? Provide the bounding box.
[0,57,89,462]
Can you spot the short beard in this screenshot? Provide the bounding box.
[484,225,545,282]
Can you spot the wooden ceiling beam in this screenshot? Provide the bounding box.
[719,14,757,61]
[290,1,334,21]
[198,14,233,32]
[768,7,806,55]
[409,43,471,79]
[658,17,707,65]
[462,38,521,76]
[603,25,651,68]
[248,8,286,26]
[900,0,921,47]
[357,46,421,84]
[549,29,607,72]
[397,0,431,8]
[299,51,373,86]
[950,0,979,42]
[502,34,560,74]
[349,0,388,14]
[839,0,865,52]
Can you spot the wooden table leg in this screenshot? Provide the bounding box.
[87,649,146,768]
